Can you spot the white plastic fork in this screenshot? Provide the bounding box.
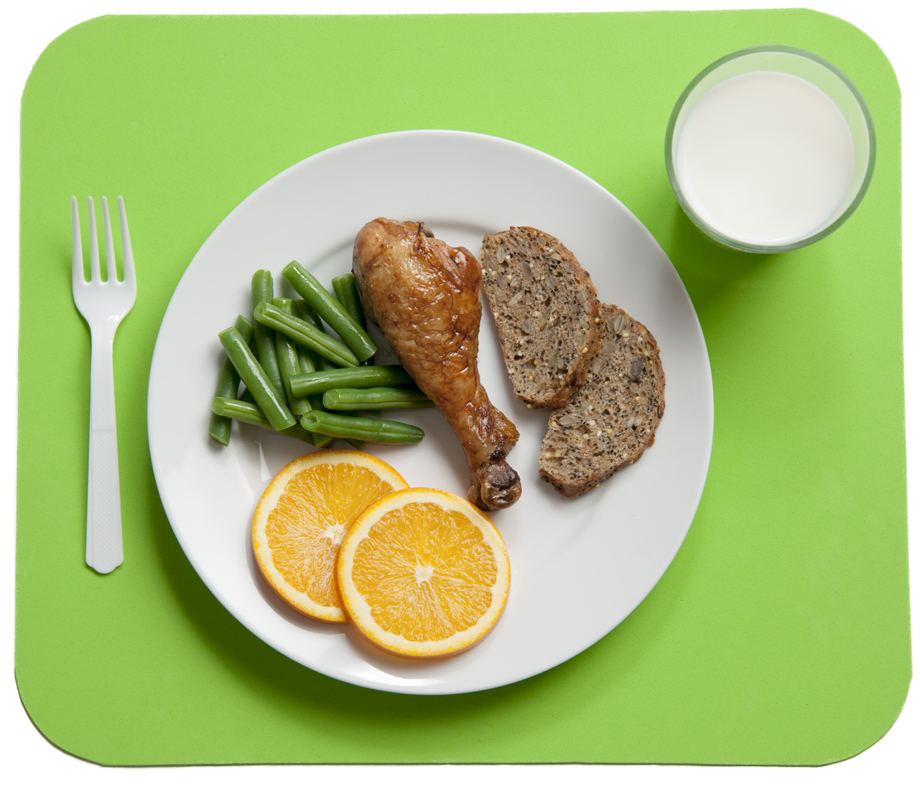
[72,196,137,574]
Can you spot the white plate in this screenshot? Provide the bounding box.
[148,130,713,695]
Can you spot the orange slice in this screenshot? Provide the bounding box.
[336,488,511,658]
[253,449,408,622]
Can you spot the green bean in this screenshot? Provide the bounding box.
[280,329,333,448]
[296,344,318,375]
[282,261,377,362]
[291,297,320,326]
[290,302,320,374]
[307,285,377,408]
[296,388,333,448]
[304,404,366,449]
[282,321,334,448]
[289,301,375,419]
[218,327,295,431]
[301,411,424,444]
[331,273,365,327]
[332,273,373,366]
[211,398,317,445]
[299,392,334,448]
[250,270,285,403]
[289,365,414,398]
[253,301,359,368]
[208,315,254,445]
[292,299,337,372]
[272,298,312,416]
[312,432,335,449]
[323,387,434,411]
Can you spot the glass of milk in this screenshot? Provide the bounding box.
[665,46,875,253]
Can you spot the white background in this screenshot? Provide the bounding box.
[3,1,915,785]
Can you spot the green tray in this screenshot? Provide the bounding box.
[16,11,909,766]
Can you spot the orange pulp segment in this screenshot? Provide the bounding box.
[253,449,408,622]
[336,488,511,658]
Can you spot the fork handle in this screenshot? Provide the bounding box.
[86,323,124,574]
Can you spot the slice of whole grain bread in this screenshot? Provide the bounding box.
[538,303,665,497]
[480,227,602,409]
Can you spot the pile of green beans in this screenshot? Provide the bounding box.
[208,266,433,448]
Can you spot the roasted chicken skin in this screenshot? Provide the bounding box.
[352,218,521,510]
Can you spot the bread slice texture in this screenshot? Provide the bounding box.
[480,227,602,409]
[538,303,665,497]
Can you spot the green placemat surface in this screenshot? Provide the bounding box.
[16,11,909,766]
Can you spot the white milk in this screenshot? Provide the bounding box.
[674,71,854,246]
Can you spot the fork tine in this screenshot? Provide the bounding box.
[102,196,116,282]
[87,196,101,282]
[71,196,84,286]
[118,196,135,289]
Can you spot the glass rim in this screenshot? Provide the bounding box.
[664,45,877,253]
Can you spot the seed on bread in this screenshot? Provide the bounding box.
[480,227,602,409]
[538,304,665,498]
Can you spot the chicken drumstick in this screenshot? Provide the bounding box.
[352,218,521,510]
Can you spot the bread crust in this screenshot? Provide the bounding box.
[480,227,602,409]
[538,304,665,497]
